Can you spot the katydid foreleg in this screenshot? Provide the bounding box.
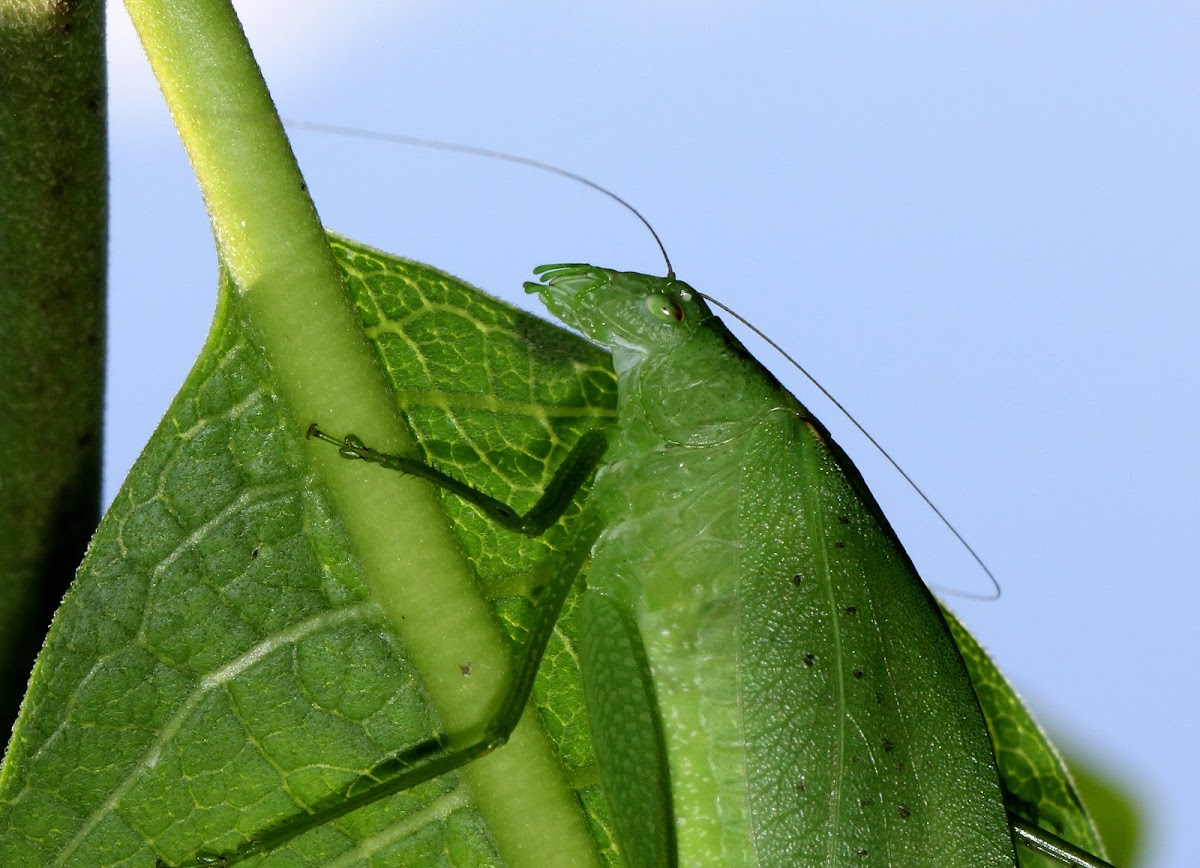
[212,426,611,865]
[301,427,678,868]
[306,424,609,536]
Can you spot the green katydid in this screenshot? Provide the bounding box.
[253,129,1109,868]
[119,125,1112,866]
[312,259,1019,864]
[294,259,1113,867]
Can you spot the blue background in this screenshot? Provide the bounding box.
[106,4,1198,865]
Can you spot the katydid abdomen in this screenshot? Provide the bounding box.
[533,265,1016,865]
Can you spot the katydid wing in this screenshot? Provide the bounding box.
[528,264,1018,864]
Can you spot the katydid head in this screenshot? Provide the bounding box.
[524,264,711,355]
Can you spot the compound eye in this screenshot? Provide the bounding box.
[645,294,684,323]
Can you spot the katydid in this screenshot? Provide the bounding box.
[125,122,1111,866]
[292,259,1110,867]
[164,124,1110,867]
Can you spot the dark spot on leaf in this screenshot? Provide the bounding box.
[857,848,869,857]
[460,662,472,676]
[882,738,895,753]
[834,540,846,548]
[844,606,858,616]
[250,547,259,559]
[875,691,884,704]
[803,653,815,667]
[898,805,911,819]
[838,515,851,525]
[795,778,806,794]
[852,670,864,679]
[791,573,803,585]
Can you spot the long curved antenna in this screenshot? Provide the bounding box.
[286,117,991,598]
[703,293,1001,601]
[283,118,673,278]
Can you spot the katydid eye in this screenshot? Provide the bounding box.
[645,294,684,323]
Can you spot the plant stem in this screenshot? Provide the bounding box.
[121,2,599,862]
[0,0,106,733]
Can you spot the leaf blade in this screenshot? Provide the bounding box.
[943,606,1110,867]
[0,242,617,866]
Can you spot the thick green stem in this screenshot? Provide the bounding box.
[0,0,106,733]
[121,1,597,862]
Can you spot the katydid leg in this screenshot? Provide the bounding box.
[577,592,676,868]
[219,527,600,864]
[203,428,613,864]
[1009,812,1117,868]
[306,424,609,536]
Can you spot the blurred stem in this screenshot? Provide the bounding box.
[0,0,106,732]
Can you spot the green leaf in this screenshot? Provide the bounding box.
[0,238,619,867]
[1,232,1112,866]
[943,606,1111,866]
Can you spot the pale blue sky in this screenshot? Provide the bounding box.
[106,3,1198,865]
